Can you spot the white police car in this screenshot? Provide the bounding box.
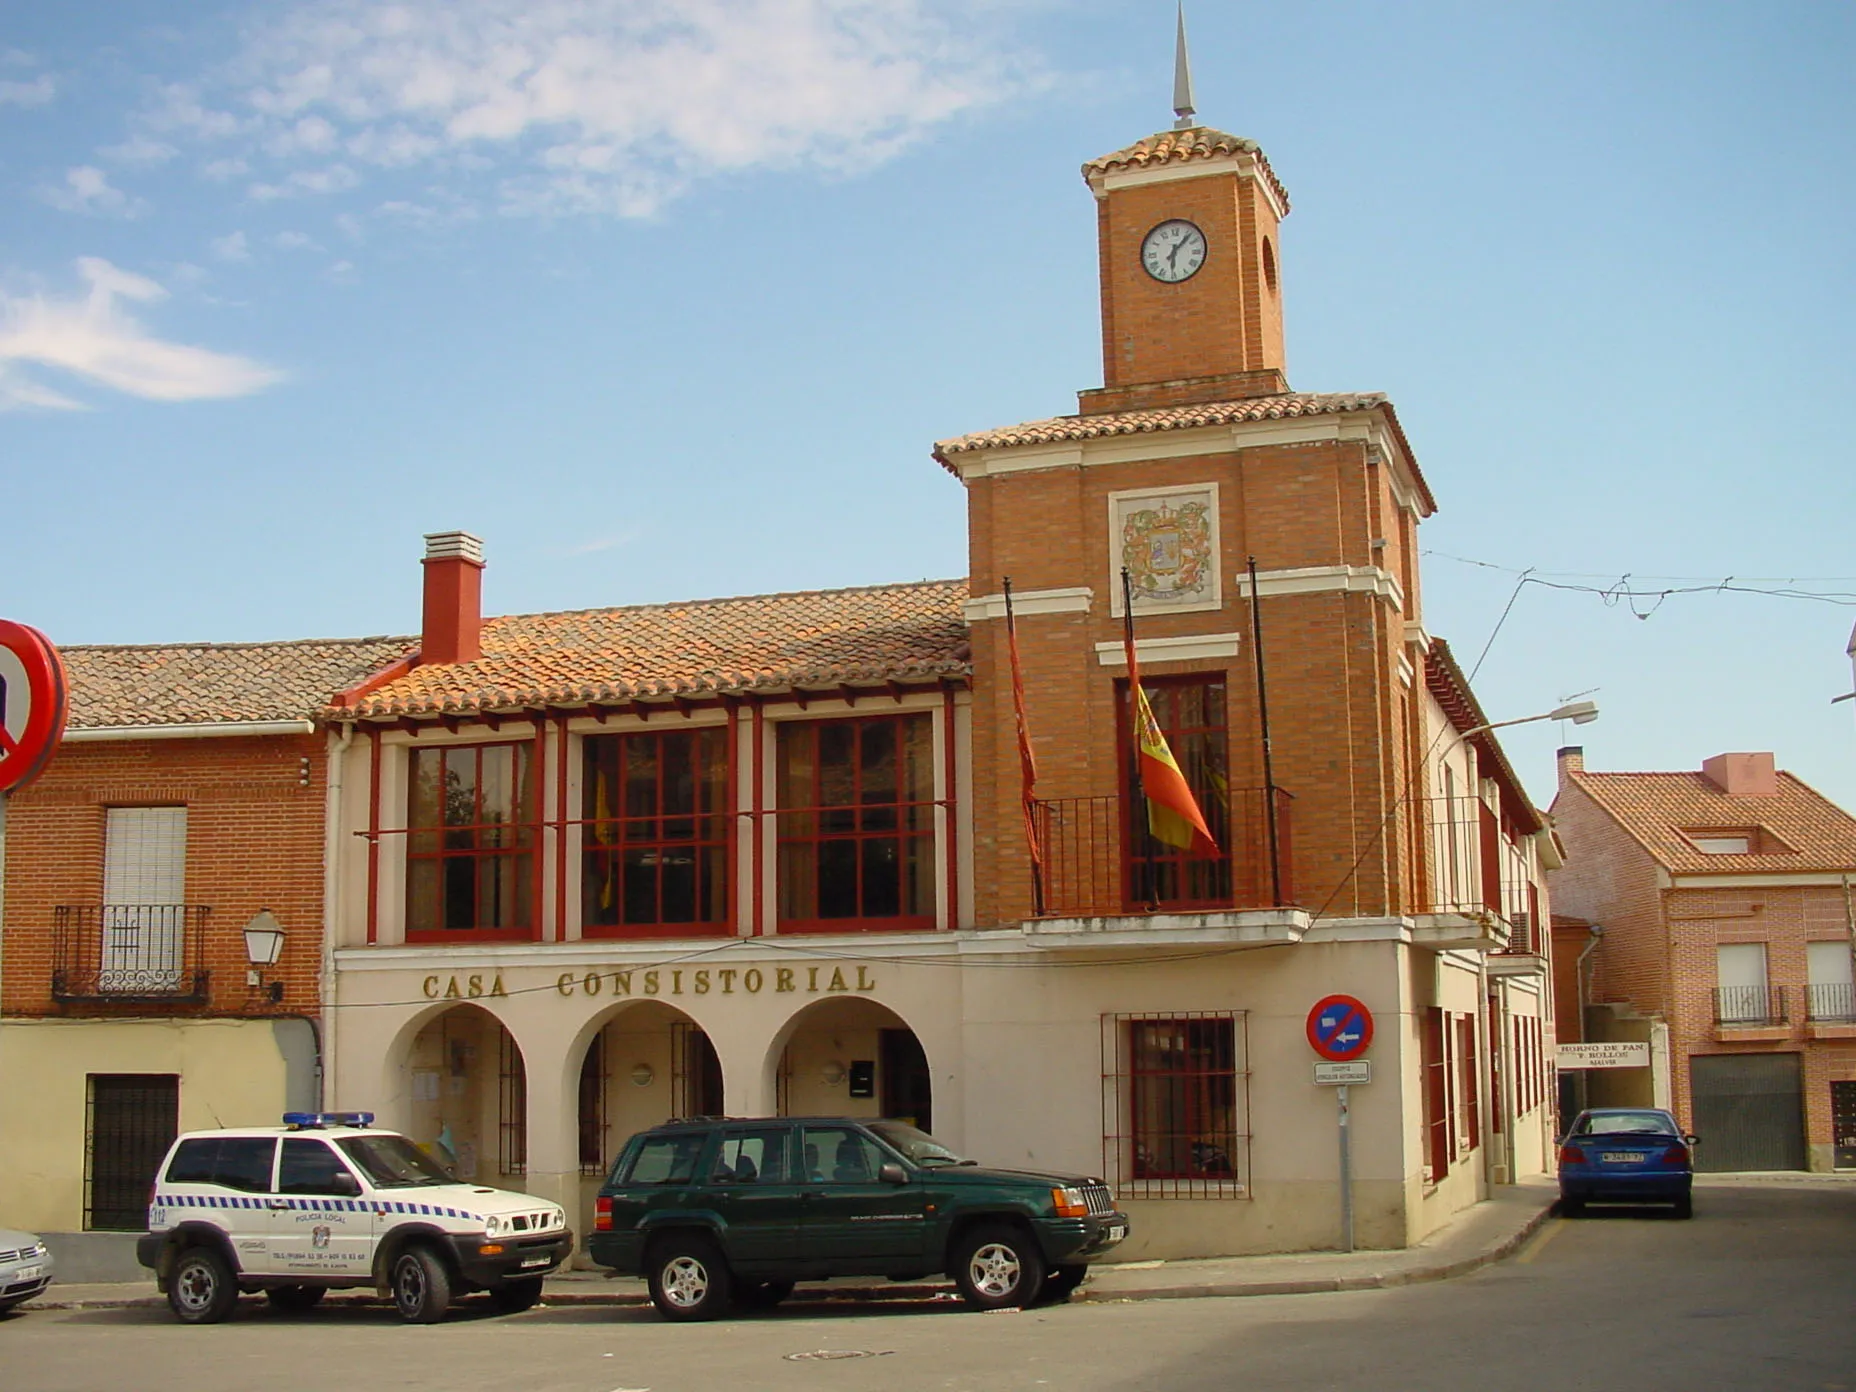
[137,1112,571,1324]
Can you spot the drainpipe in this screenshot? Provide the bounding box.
[321,722,357,1108]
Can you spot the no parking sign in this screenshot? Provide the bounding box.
[0,620,69,793]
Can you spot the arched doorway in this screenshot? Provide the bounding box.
[400,1003,528,1189]
[772,997,932,1131]
[573,1002,725,1182]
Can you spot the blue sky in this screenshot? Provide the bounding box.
[4,0,1854,812]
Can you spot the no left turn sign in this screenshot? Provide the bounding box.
[0,620,69,794]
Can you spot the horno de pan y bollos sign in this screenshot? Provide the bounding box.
[0,620,70,794]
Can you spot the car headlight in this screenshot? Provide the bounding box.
[1050,1187,1089,1218]
[483,1215,504,1237]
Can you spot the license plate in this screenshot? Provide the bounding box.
[1600,1152,1643,1164]
[14,1265,42,1281]
[520,1255,553,1268]
[1105,1223,1127,1242]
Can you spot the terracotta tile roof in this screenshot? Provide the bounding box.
[333,579,971,721]
[1082,126,1291,212]
[63,637,414,730]
[1563,769,1856,874]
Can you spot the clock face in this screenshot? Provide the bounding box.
[1141,219,1207,283]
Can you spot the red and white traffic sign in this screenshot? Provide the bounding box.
[1306,994,1374,1062]
[0,620,69,794]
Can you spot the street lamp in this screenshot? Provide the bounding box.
[243,909,286,1003]
[1461,699,1599,741]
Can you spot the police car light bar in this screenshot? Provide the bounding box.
[282,1111,377,1129]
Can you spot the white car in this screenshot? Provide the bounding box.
[136,1112,571,1323]
[0,1229,54,1312]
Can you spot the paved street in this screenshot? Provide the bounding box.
[7,1184,1854,1392]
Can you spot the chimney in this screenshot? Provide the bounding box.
[1700,752,1777,798]
[1556,746,1584,784]
[421,531,485,666]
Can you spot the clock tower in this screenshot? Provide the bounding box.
[1079,26,1290,415]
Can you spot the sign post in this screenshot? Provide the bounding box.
[1307,994,1375,1254]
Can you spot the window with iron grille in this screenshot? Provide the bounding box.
[86,1074,179,1230]
[578,1029,608,1177]
[1118,677,1231,908]
[406,742,537,940]
[670,1020,724,1119]
[582,727,730,936]
[1421,1008,1450,1183]
[1102,1012,1248,1198]
[776,714,936,931]
[1455,1013,1479,1155]
[498,1028,527,1177]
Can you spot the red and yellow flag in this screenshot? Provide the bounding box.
[1130,681,1218,854]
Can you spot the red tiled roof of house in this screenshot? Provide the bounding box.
[330,579,971,721]
[1563,768,1856,874]
[62,636,414,729]
[932,393,1436,511]
[1082,126,1291,212]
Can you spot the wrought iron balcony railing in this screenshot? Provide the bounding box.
[52,905,212,1003]
[1419,795,1537,945]
[1713,983,1787,1028]
[1806,981,1856,1023]
[1028,786,1292,919]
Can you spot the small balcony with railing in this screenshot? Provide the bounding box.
[1712,983,1790,1039]
[1022,785,1302,948]
[1418,796,1538,955]
[1805,981,1856,1038]
[51,905,213,1005]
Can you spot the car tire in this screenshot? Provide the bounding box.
[647,1236,733,1322]
[169,1246,239,1325]
[952,1224,1045,1311]
[1558,1196,1584,1217]
[391,1246,453,1324]
[1039,1264,1086,1303]
[0,1296,27,1314]
[487,1277,545,1314]
[1672,1193,1693,1220]
[736,1279,795,1311]
[265,1285,326,1314]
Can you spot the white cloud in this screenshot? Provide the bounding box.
[134,0,1029,219]
[202,156,251,181]
[273,230,321,251]
[101,133,179,165]
[0,257,284,409]
[0,73,54,107]
[39,165,148,218]
[211,230,252,261]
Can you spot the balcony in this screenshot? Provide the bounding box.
[1417,796,1536,953]
[1805,981,1856,1039]
[1023,787,1302,948]
[52,905,212,1004]
[1712,984,1789,1038]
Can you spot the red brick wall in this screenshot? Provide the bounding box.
[1546,779,1672,1017]
[3,734,327,1017]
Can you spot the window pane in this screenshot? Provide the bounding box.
[442,747,477,831]
[697,726,729,813]
[818,724,856,807]
[407,858,440,935]
[211,1137,277,1193]
[624,739,659,823]
[409,749,442,852]
[479,745,514,834]
[862,837,901,917]
[818,839,858,918]
[279,1139,352,1196]
[901,715,935,802]
[444,856,476,929]
[859,722,897,804]
[777,841,817,921]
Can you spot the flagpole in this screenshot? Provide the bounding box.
[1247,555,1283,906]
[1121,569,1157,910]
[1003,577,1046,917]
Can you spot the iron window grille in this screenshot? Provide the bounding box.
[1102,1011,1249,1199]
[85,1074,179,1231]
[578,1028,608,1177]
[670,1021,724,1119]
[498,1027,527,1177]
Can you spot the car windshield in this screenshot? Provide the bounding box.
[337,1134,458,1188]
[1575,1111,1677,1137]
[868,1121,975,1168]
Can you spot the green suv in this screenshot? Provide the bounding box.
[588,1117,1129,1319]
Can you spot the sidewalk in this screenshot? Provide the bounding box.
[32,1180,1557,1313]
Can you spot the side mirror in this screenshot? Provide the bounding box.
[1684,1134,1699,1148]
[330,1172,361,1198]
[878,1162,908,1185]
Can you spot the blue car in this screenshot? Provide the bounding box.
[1557,1108,1696,1218]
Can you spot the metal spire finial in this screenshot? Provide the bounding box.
[1172,3,1197,130]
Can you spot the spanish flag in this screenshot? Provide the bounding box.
[1122,568,1218,856]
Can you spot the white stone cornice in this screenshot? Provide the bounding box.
[1095,633,1243,666]
[963,587,1094,622]
[1404,622,1433,653]
[1234,564,1404,611]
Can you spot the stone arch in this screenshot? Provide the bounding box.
[379,999,528,1186]
[762,994,938,1130]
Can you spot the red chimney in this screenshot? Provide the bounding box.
[421,531,484,666]
[1701,752,1777,798]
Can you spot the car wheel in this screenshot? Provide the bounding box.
[952,1224,1045,1311]
[736,1279,795,1311]
[1672,1193,1693,1220]
[169,1246,239,1325]
[1039,1264,1086,1303]
[0,1296,27,1314]
[647,1236,733,1322]
[1558,1196,1584,1217]
[391,1246,453,1324]
[487,1277,545,1314]
[265,1285,326,1314]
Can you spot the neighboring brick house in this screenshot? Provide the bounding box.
[0,635,404,1272]
[1548,748,1856,1172]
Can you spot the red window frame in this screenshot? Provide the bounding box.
[775,713,937,934]
[1422,1007,1450,1182]
[1455,1013,1479,1153]
[1125,1016,1242,1184]
[1115,674,1232,910]
[405,740,538,944]
[581,726,732,939]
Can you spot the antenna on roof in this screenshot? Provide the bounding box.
[1172,3,1198,130]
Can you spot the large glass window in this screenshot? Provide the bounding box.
[776,713,936,931]
[1124,677,1231,908]
[406,742,536,939]
[582,727,729,935]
